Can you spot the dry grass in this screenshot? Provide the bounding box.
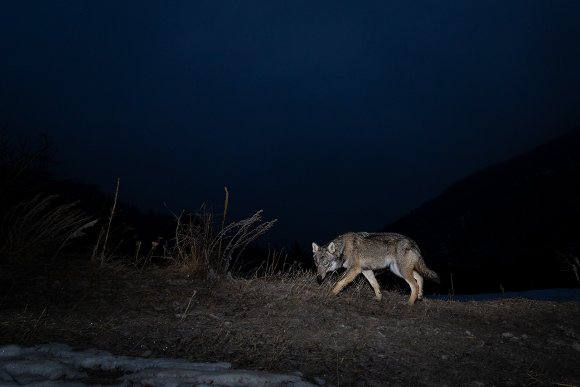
[2,259,579,386]
[85,182,277,276]
[169,206,277,276]
[0,194,96,262]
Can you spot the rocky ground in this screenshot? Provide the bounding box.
[1,259,579,386]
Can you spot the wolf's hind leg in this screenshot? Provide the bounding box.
[402,268,419,305]
[362,270,382,301]
[413,270,424,300]
[332,267,361,296]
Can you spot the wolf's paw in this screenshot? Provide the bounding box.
[375,294,382,301]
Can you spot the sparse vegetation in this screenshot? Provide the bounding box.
[0,194,96,262]
[84,179,277,275]
[170,206,277,275]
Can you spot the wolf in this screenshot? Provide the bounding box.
[312,232,440,305]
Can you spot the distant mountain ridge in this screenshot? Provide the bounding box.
[383,127,580,293]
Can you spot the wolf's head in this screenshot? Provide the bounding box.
[312,241,341,284]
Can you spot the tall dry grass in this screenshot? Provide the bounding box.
[163,185,277,275]
[171,205,277,275]
[0,194,96,263]
[85,181,277,275]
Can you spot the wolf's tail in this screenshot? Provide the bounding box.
[416,258,441,284]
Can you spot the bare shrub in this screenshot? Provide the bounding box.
[171,206,277,275]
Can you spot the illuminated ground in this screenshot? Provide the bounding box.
[1,259,579,386]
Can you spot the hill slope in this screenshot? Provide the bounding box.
[384,128,580,293]
[1,261,579,386]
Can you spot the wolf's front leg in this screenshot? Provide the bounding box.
[332,268,362,296]
[362,270,382,301]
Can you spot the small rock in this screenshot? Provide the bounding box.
[314,376,326,385]
[521,334,528,339]
[501,332,514,339]
[441,354,449,360]
[224,321,232,327]
[573,342,580,352]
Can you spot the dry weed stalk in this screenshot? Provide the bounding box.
[94,177,120,266]
[131,238,162,269]
[217,186,229,263]
[221,186,229,231]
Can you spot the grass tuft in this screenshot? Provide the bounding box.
[169,205,277,276]
[0,194,96,263]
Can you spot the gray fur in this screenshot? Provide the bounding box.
[312,232,440,305]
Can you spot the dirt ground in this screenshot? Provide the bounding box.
[1,259,579,386]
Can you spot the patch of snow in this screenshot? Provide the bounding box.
[433,288,580,301]
[0,343,317,386]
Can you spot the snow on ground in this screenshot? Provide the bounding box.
[433,287,580,301]
[0,343,318,386]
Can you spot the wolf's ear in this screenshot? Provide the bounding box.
[312,242,319,253]
[328,242,336,253]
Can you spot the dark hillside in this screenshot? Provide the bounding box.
[384,127,580,294]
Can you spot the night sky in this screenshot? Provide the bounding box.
[1,2,580,247]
